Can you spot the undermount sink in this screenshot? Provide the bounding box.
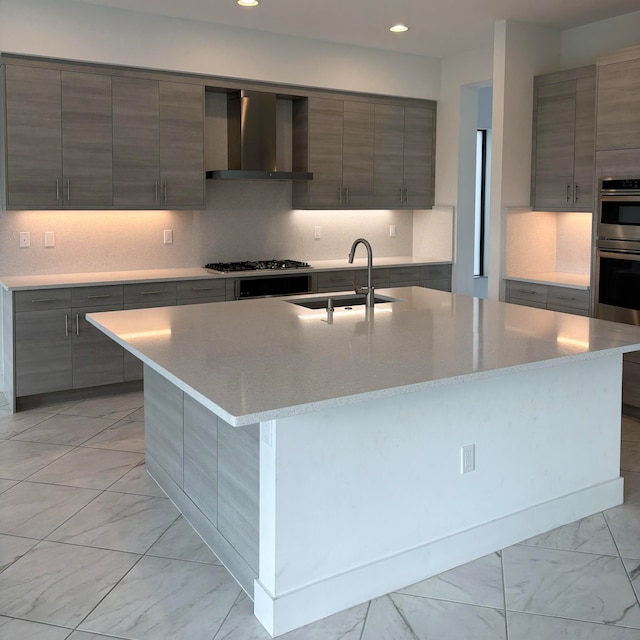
[290,294,400,309]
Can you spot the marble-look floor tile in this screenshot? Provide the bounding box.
[28,447,143,489]
[622,471,640,509]
[48,491,178,554]
[0,479,17,494]
[363,593,507,640]
[621,442,640,472]
[0,615,72,640]
[622,416,640,443]
[396,552,504,608]
[503,544,640,628]
[80,419,144,453]
[79,555,241,640]
[60,394,143,421]
[0,481,99,539]
[0,534,39,572]
[604,508,640,559]
[520,513,619,556]
[107,462,166,497]
[67,632,126,639]
[622,558,640,600]
[12,414,119,447]
[0,411,54,439]
[146,516,221,564]
[216,592,367,640]
[126,406,144,422]
[0,440,74,481]
[507,611,640,639]
[0,540,139,627]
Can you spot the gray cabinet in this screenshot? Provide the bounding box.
[112,77,205,209]
[374,104,436,210]
[292,97,374,209]
[505,280,590,316]
[531,67,596,211]
[2,65,113,210]
[596,50,640,151]
[420,264,452,291]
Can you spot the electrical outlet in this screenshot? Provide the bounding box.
[314,226,322,239]
[461,444,475,474]
[163,229,173,244]
[389,224,397,237]
[19,232,30,248]
[44,231,55,247]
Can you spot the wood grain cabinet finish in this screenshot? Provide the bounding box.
[3,65,63,209]
[596,54,640,151]
[419,264,452,292]
[505,280,590,316]
[531,67,596,211]
[61,71,113,208]
[374,104,435,210]
[296,97,377,209]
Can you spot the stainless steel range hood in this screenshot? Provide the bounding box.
[206,90,313,181]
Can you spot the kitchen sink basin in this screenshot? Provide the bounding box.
[290,294,400,309]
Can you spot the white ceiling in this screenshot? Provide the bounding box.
[73,0,639,58]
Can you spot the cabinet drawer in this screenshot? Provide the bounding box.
[71,285,124,307]
[14,288,72,312]
[420,265,451,281]
[177,279,226,301]
[546,286,590,311]
[421,278,451,292]
[317,270,366,291]
[507,281,548,305]
[389,266,421,283]
[124,281,177,304]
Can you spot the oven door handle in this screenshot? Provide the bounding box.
[598,249,640,260]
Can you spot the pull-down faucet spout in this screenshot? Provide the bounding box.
[348,238,375,308]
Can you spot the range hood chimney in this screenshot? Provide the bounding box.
[206,90,313,181]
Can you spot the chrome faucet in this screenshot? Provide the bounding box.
[348,237,375,308]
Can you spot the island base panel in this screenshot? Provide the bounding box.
[255,354,623,636]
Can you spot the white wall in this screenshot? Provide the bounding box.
[561,10,640,69]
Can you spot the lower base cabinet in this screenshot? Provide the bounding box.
[505,280,590,316]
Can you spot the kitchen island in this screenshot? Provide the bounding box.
[87,287,640,637]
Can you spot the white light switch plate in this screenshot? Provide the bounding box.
[44,231,55,247]
[163,229,173,244]
[19,232,30,248]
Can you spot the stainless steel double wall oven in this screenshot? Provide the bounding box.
[595,178,640,325]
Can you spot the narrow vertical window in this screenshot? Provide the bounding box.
[474,129,488,277]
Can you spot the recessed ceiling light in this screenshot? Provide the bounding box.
[390,24,409,33]
[237,0,259,6]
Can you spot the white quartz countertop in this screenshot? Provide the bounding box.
[0,257,448,291]
[87,287,640,426]
[506,272,590,289]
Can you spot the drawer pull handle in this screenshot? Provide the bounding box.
[65,314,69,337]
[191,287,214,292]
[517,289,537,295]
[76,314,80,336]
[140,290,165,295]
[31,297,58,303]
[556,295,576,301]
[87,294,112,299]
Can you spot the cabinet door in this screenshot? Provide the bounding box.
[159,81,205,208]
[573,76,596,210]
[306,98,344,208]
[72,304,124,389]
[112,77,160,208]
[531,81,576,210]
[374,104,405,208]
[4,65,63,209]
[596,57,640,151]
[15,308,72,396]
[403,106,434,209]
[61,71,113,208]
[342,101,374,208]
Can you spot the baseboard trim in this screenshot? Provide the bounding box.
[254,477,623,637]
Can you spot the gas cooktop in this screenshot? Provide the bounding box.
[204,259,311,273]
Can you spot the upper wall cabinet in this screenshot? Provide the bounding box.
[292,97,375,209]
[112,77,205,209]
[292,96,436,210]
[3,65,113,209]
[530,66,596,212]
[596,47,640,152]
[1,58,205,211]
[374,104,435,210]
